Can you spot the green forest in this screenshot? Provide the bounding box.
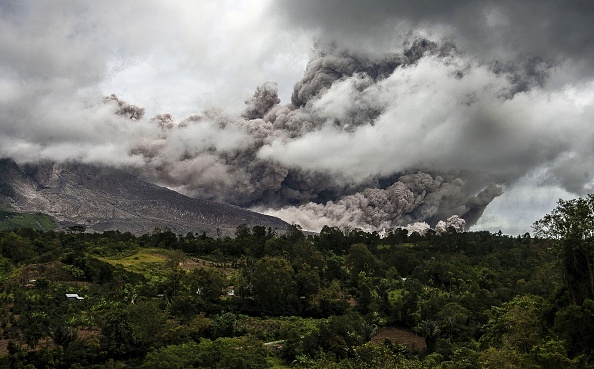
[1,196,594,368]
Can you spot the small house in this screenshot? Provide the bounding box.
[65,293,84,301]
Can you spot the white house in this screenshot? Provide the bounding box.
[65,293,84,300]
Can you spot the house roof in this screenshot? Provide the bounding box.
[65,293,84,300]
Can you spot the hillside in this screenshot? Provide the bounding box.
[0,158,288,235]
[0,223,586,369]
[0,210,55,231]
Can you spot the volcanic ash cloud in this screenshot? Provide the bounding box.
[111,41,519,232]
[5,36,593,233]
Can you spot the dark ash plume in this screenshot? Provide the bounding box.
[12,37,584,233]
[291,39,447,108]
[102,40,547,232]
[243,82,281,120]
[260,172,500,232]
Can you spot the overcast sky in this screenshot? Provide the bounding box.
[1,0,593,235]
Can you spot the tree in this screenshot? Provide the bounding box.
[208,312,237,339]
[214,336,268,369]
[127,300,168,349]
[436,302,470,340]
[141,337,268,369]
[416,319,441,353]
[533,195,594,305]
[188,268,225,302]
[346,243,382,279]
[100,308,139,359]
[481,294,547,355]
[295,263,320,300]
[284,224,306,244]
[0,232,35,263]
[317,226,349,254]
[553,299,594,357]
[48,319,77,349]
[141,340,202,369]
[316,312,375,359]
[249,256,296,315]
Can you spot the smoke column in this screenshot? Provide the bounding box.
[99,40,513,232]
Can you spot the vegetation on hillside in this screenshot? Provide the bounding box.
[0,211,55,232]
[0,196,593,368]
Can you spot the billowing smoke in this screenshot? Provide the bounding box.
[260,173,491,232]
[435,216,466,234]
[103,94,146,121]
[5,35,593,232]
[2,0,594,234]
[96,41,510,232]
[116,38,591,232]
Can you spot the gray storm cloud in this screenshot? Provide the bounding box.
[1,1,594,233]
[126,40,591,232]
[272,0,594,77]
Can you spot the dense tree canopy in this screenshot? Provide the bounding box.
[0,203,592,368]
[533,194,594,304]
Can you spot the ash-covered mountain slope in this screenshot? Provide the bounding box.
[0,158,289,235]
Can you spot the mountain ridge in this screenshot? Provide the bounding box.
[0,158,289,235]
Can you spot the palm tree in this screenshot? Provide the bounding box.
[416,319,441,353]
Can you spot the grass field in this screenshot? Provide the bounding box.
[0,210,56,231]
[97,248,241,280]
[96,248,178,279]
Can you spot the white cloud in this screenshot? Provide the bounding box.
[258,56,594,190]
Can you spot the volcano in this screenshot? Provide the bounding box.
[0,158,289,235]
